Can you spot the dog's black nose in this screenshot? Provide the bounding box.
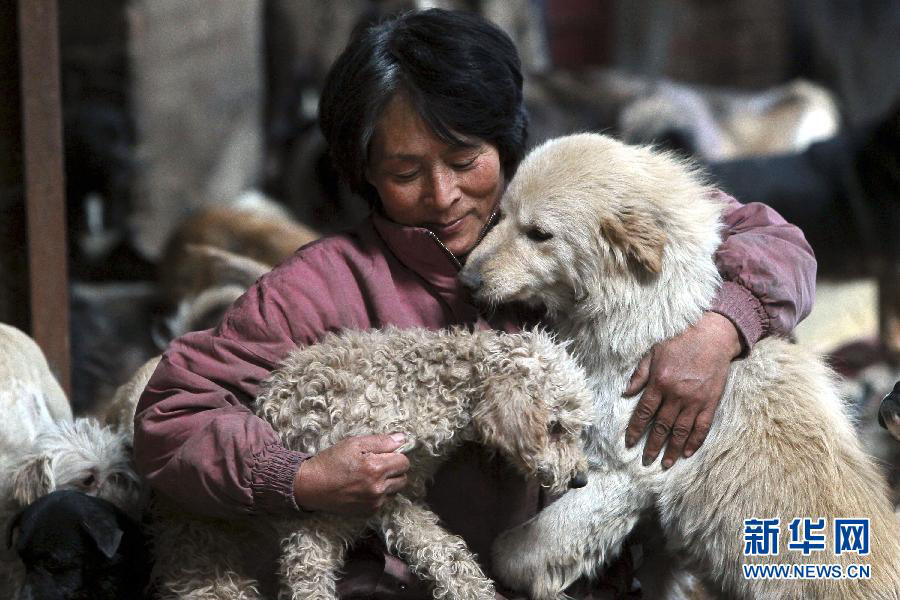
[569,471,588,489]
[458,268,482,291]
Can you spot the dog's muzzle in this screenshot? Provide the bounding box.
[569,470,588,489]
[878,387,899,434]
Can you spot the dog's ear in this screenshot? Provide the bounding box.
[472,373,549,472]
[12,455,55,506]
[600,209,667,275]
[81,516,124,560]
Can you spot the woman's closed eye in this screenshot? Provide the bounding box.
[391,169,420,182]
[450,156,478,170]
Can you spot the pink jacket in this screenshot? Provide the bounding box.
[134,193,815,594]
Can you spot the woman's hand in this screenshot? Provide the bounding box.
[623,312,742,469]
[292,433,410,515]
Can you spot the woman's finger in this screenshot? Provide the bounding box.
[625,383,662,448]
[683,406,716,458]
[377,452,411,479]
[382,473,408,496]
[642,401,680,466]
[661,409,697,469]
[623,352,652,397]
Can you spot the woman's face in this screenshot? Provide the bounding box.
[366,93,504,258]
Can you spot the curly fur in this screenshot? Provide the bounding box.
[462,133,900,600]
[152,327,592,600]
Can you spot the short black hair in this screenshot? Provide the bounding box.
[318,8,528,205]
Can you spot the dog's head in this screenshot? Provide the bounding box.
[878,384,900,442]
[471,330,592,494]
[7,490,149,600]
[11,419,145,518]
[460,133,721,325]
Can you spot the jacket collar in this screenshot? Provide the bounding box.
[372,212,460,293]
[371,208,500,294]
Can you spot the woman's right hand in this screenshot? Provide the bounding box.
[292,433,410,516]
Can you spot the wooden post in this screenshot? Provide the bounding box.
[17,0,71,396]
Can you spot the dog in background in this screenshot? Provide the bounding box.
[154,193,319,347]
[8,418,146,522]
[461,133,900,599]
[8,490,150,600]
[0,324,71,460]
[92,355,161,439]
[880,381,900,442]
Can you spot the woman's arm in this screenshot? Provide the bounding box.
[624,191,817,467]
[709,191,817,346]
[133,250,409,518]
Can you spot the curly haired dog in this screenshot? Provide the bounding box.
[152,326,592,600]
[460,133,900,600]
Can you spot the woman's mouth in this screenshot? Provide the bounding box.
[428,214,468,237]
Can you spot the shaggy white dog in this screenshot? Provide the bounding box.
[152,326,592,600]
[0,324,74,597]
[8,418,146,520]
[0,325,145,597]
[461,133,900,600]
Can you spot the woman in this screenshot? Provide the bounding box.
[134,9,816,599]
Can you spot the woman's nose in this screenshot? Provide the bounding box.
[427,166,459,209]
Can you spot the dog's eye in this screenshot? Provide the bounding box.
[81,473,97,488]
[526,227,553,242]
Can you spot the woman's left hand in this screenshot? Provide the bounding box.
[623,311,742,469]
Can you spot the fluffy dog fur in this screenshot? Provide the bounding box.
[152,327,592,600]
[159,201,318,305]
[0,324,74,597]
[0,325,144,597]
[461,133,900,599]
[0,323,71,459]
[1,420,146,597]
[7,418,145,521]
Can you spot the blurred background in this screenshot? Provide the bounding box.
[1,0,898,499]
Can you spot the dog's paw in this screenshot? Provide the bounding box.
[492,523,572,600]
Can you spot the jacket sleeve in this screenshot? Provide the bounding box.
[708,190,817,351]
[133,251,358,518]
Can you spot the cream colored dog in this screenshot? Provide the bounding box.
[460,133,900,600]
[151,327,592,600]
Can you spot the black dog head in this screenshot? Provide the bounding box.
[878,382,900,442]
[7,490,149,600]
